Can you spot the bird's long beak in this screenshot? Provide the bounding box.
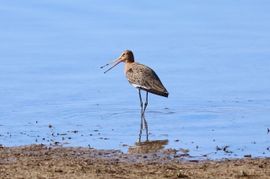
[100,57,123,74]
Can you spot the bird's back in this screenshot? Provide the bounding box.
[126,62,169,97]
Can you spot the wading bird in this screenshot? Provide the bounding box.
[101,50,169,142]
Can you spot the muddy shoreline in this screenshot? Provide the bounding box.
[0,144,270,179]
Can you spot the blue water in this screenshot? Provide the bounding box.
[1,0,270,158]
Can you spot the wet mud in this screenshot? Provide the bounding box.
[0,144,270,179]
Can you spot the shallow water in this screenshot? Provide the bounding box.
[1,0,270,159]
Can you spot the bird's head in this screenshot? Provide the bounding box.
[101,50,134,73]
[120,50,134,63]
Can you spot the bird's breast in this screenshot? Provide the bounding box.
[124,62,134,74]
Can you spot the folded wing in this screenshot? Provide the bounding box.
[126,63,169,97]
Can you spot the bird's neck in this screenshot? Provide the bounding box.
[124,61,134,74]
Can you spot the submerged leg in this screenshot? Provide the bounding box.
[142,92,149,141]
[138,89,143,142]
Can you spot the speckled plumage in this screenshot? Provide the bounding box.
[126,62,169,97]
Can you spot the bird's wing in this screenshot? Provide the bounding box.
[126,63,168,95]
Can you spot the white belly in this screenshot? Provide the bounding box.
[131,83,149,90]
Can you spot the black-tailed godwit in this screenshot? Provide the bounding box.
[101,50,169,142]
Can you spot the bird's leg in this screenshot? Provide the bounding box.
[138,89,143,143]
[142,92,149,141]
[143,91,148,114]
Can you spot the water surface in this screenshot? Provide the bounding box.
[1,0,270,159]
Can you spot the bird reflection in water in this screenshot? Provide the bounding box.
[128,139,169,154]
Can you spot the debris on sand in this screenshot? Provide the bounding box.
[0,145,269,179]
[216,145,233,153]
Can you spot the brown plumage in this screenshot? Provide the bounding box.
[101,50,169,142]
[126,63,169,97]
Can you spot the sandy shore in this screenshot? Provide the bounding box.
[0,144,270,179]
